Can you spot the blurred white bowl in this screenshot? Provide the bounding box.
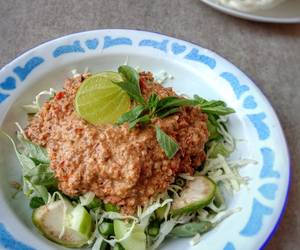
[200,0,300,23]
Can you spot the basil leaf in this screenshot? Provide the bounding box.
[155,126,179,159]
[117,105,145,125]
[17,132,50,164]
[30,196,45,209]
[115,65,145,104]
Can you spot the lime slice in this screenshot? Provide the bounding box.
[75,72,131,125]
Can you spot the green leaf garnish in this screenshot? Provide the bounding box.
[0,130,55,202]
[114,65,145,105]
[156,96,194,112]
[113,66,235,159]
[117,105,145,125]
[193,95,235,116]
[129,114,151,129]
[155,126,179,159]
[17,132,50,164]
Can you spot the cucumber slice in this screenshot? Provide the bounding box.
[68,204,93,239]
[114,220,146,250]
[32,200,92,247]
[171,176,216,216]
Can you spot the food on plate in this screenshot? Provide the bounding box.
[2,65,250,250]
[217,0,286,12]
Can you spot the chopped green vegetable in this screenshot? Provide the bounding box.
[207,141,231,159]
[114,220,146,250]
[86,197,103,210]
[172,176,216,216]
[155,126,179,159]
[148,221,160,237]
[168,221,214,238]
[99,222,114,236]
[113,243,125,250]
[213,185,226,209]
[155,205,167,221]
[30,196,45,209]
[100,242,110,250]
[32,200,91,247]
[104,203,120,212]
[68,205,93,239]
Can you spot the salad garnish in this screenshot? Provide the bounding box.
[0,64,254,250]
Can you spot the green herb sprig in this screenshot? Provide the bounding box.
[113,65,235,159]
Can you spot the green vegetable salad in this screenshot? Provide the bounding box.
[0,65,251,250]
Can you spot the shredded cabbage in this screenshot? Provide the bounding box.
[79,192,95,207]
[190,233,201,246]
[22,88,56,114]
[154,71,173,84]
[149,219,177,250]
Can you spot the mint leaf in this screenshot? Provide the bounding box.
[1,130,54,202]
[115,65,145,104]
[147,93,160,112]
[25,164,56,186]
[155,126,179,159]
[156,96,194,112]
[201,106,235,116]
[156,107,180,118]
[193,95,235,116]
[129,114,151,129]
[17,132,50,164]
[117,105,145,125]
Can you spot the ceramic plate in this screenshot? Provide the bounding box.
[0,29,290,250]
[200,0,300,23]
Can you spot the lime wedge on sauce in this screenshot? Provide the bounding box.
[75,72,131,125]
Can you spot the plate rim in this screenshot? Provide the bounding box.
[0,28,291,250]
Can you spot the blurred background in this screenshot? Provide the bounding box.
[0,0,299,249]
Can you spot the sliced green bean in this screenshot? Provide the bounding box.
[148,221,160,237]
[168,221,214,238]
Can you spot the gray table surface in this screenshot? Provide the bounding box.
[0,0,299,249]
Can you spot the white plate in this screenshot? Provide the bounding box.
[200,0,300,23]
[0,29,290,250]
